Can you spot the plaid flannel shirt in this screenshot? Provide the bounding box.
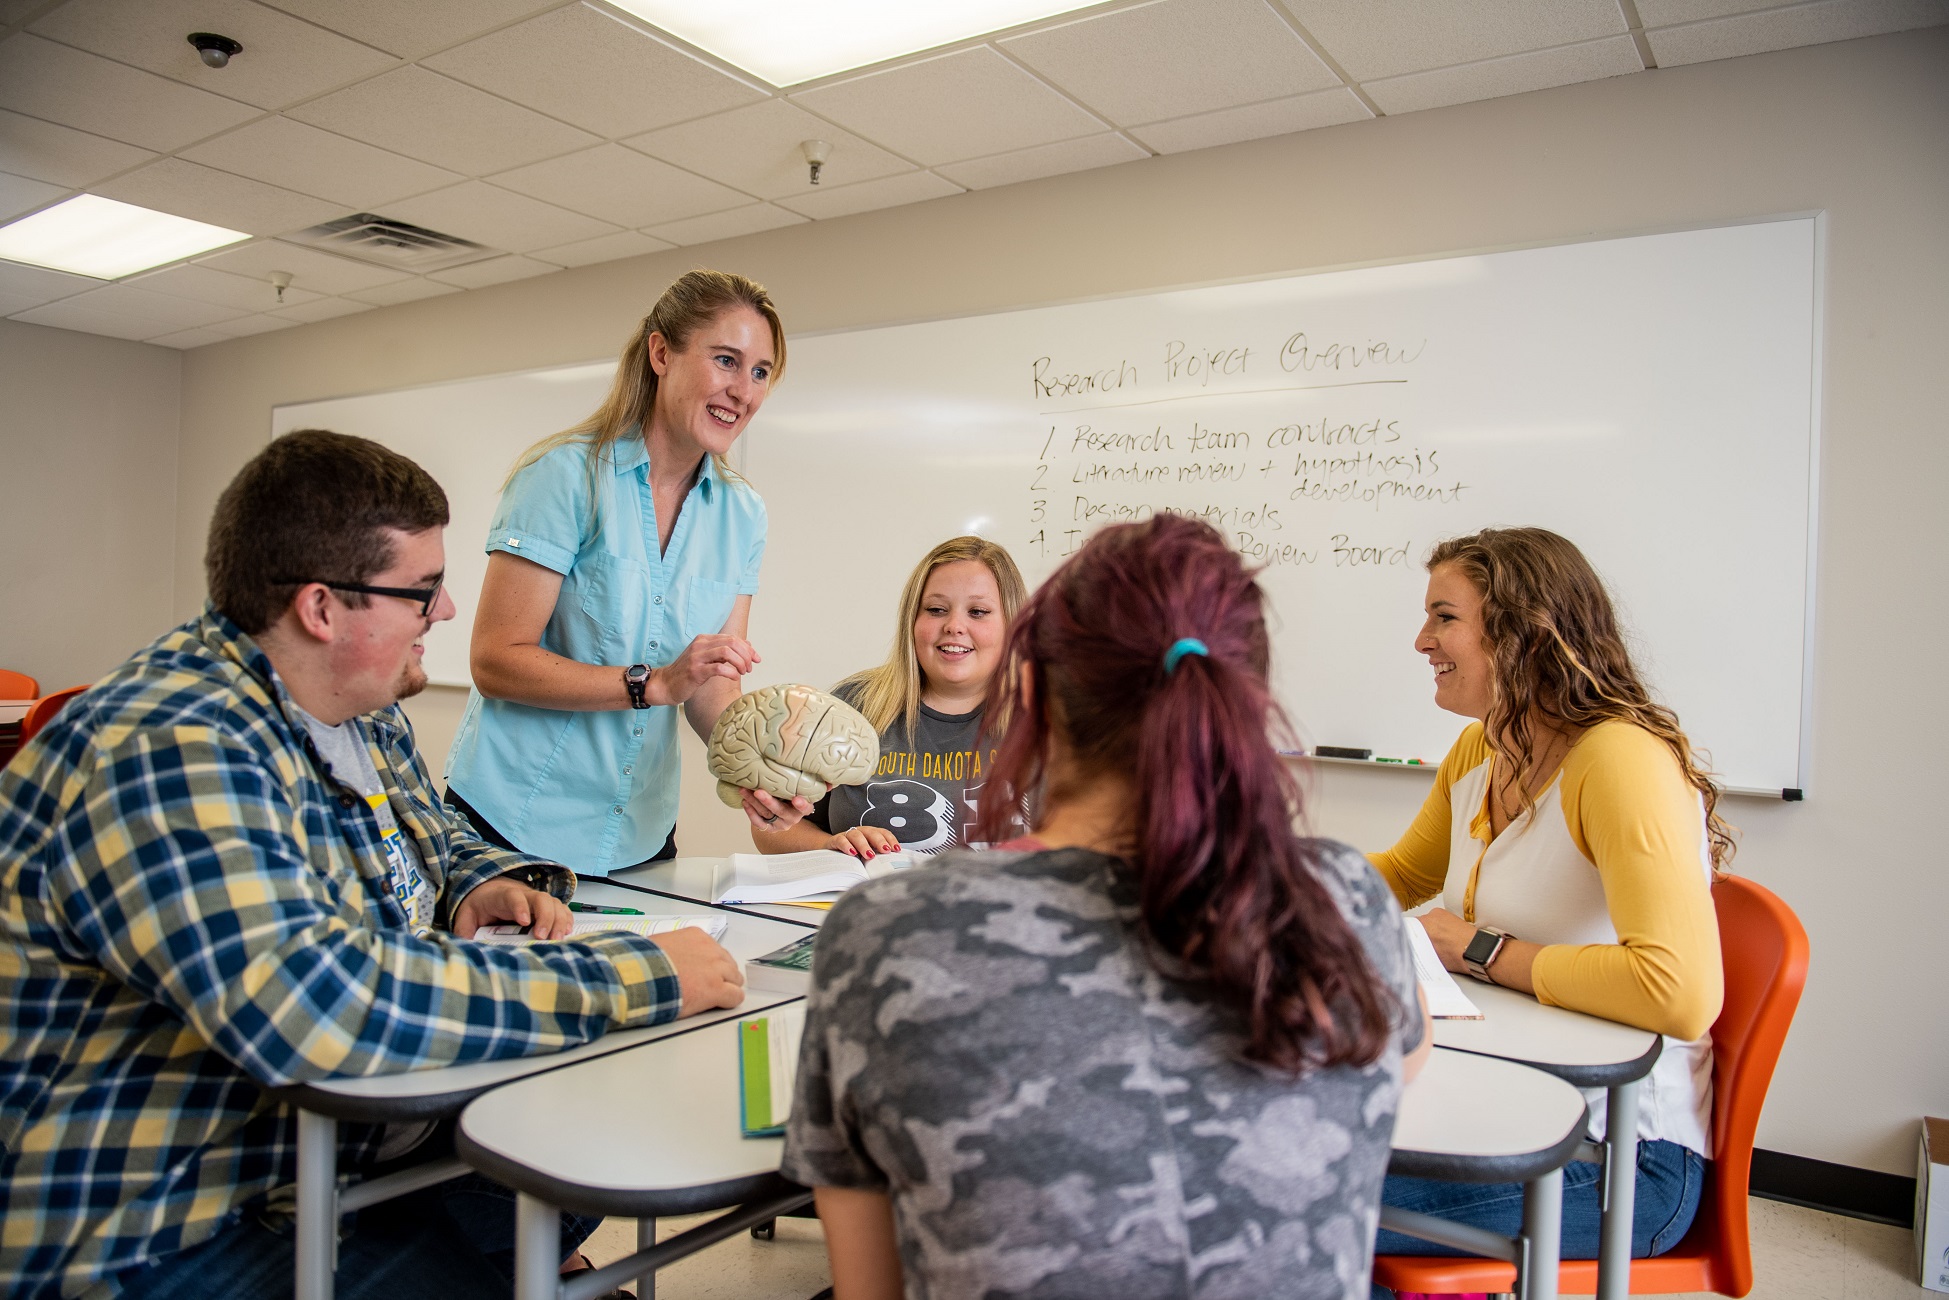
[0,610,683,1298]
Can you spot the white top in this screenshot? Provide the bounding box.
[1443,759,1714,1155]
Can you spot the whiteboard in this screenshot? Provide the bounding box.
[275,360,618,688]
[276,218,1820,794]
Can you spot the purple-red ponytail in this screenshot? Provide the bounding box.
[977,515,1393,1074]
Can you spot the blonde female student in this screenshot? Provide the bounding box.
[445,270,814,875]
[1371,526,1728,1270]
[752,536,1027,859]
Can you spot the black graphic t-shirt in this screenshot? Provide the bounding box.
[808,686,995,855]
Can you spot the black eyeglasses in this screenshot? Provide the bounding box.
[279,577,444,616]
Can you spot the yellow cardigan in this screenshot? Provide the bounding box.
[1368,720,1723,1042]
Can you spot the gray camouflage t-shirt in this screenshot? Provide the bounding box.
[781,841,1422,1300]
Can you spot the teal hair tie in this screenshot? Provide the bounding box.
[1163,638,1208,674]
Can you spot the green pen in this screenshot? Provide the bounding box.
[569,902,643,915]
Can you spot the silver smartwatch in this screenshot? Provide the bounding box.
[1462,925,1511,984]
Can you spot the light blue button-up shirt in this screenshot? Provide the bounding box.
[446,437,765,874]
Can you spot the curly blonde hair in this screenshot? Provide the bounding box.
[1429,527,1736,873]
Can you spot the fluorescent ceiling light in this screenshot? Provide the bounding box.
[610,0,1106,87]
[0,194,249,280]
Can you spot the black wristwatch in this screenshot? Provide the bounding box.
[1462,926,1511,984]
[623,663,652,709]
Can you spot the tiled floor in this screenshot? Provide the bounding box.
[581,1196,1928,1297]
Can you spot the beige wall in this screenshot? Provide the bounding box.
[0,319,180,689]
[170,31,1949,1174]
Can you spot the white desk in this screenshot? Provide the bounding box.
[1431,981,1662,1300]
[461,1034,1586,1300]
[607,854,831,927]
[0,699,31,724]
[278,884,814,1300]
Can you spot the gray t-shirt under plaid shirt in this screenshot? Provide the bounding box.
[781,842,1423,1300]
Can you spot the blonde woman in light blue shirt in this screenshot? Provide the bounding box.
[445,271,812,874]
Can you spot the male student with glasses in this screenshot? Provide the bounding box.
[0,429,745,1299]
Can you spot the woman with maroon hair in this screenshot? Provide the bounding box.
[782,514,1431,1300]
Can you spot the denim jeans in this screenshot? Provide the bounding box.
[1371,1138,1705,1298]
[114,1171,602,1300]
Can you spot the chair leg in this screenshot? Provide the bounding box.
[751,1218,776,1241]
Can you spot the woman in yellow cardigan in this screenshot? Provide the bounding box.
[1370,527,1731,1270]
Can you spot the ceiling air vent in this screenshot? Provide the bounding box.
[288,213,495,273]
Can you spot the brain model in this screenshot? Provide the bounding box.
[707,683,879,809]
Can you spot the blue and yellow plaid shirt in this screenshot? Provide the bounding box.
[0,610,682,1298]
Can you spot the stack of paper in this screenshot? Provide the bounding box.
[1401,914,1485,1019]
[476,915,728,945]
[739,1004,806,1137]
[717,849,912,905]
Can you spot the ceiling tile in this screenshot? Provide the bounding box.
[258,0,561,60]
[791,47,1106,166]
[645,202,805,246]
[13,297,170,339]
[1646,0,1949,66]
[773,170,962,221]
[94,157,344,236]
[1,0,53,25]
[287,66,600,176]
[0,108,156,187]
[934,132,1148,189]
[29,0,399,111]
[1129,85,1369,152]
[1635,0,1782,19]
[0,168,66,219]
[0,257,98,307]
[45,281,244,329]
[382,181,618,252]
[196,238,410,294]
[181,117,462,210]
[426,253,560,288]
[146,324,240,348]
[493,143,749,227]
[532,228,675,268]
[269,295,374,323]
[2,288,58,315]
[0,34,259,151]
[1280,0,1627,80]
[627,99,914,201]
[208,310,300,335]
[1364,34,1642,113]
[425,3,765,139]
[344,277,462,305]
[1001,0,1340,127]
[126,261,321,312]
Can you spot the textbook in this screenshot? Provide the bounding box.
[743,932,818,994]
[717,849,914,905]
[476,914,729,944]
[1402,914,1484,1020]
[738,1004,806,1138]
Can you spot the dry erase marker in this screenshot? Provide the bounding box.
[569,902,642,915]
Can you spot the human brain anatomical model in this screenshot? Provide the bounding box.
[707,683,879,808]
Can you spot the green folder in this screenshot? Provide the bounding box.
[739,1001,806,1138]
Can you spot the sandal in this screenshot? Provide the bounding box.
[561,1251,635,1300]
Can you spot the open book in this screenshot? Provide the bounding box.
[476,915,728,945]
[717,849,914,905]
[1402,914,1484,1019]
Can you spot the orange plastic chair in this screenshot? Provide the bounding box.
[0,669,39,699]
[20,686,87,745]
[1373,875,1810,1297]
